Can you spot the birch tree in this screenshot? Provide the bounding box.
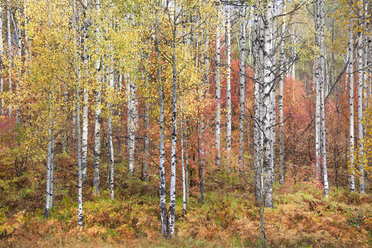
[239,3,247,172]
[357,2,365,193]
[93,0,102,194]
[168,1,178,236]
[215,6,221,169]
[262,1,274,207]
[156,1,167,236]
[347,2,355,192]
[225,4,232,171]
[278,9,285,185]
[6,0,12,117]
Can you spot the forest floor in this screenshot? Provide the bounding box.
[0,170,371,248]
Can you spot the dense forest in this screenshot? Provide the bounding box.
[0,0,371,247]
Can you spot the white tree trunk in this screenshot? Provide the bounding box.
[81,86,89,181]
[6,0,12,117]
[108,38,115,199]
[215,7,221,169]
[185,120,190,205]
[77,84,83,227]
[180,101,186,214]
[239,5,247,172]
[225,4,232,171]
[262,2,274,207]
[156,5,167,236]
[347,4,355,192]
[253,14,263,203]
[168,13,178,236]
[357,5,365,193]
[127,74,137,174]
[314,1,321,182]
[93,0,102,194]
[319,0,329,197]
[143,73,149,181]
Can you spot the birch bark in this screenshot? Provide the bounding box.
[278,13,285,185]
[357,4,365,193]
[6,0,12,117]
[156,2,167,236]
[347,3,355,192]
[239,5,247,172]
[215,7,221,169]
[93,0,102,194]
[168,5,178,236]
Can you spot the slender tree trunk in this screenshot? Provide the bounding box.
[314,1,321,182]
[93,0,102,195]
[45,104,53,218]
[81,0,89,182]
[278,13,285,185]
[72,99,76,143]
[6,0,12,117]
[180,100,186,214]
[108,63,115,200]
[270,4,278,182]
[357,5,365,193]
[143,73,149,181]
[253,13,262,203]
[127,74,137,174]
[116,73,122,157]
[185,121,190,205]
[156,3,167,236]
[319,0,329,197]
[215,7,221,169]
[93,84,102,194]
[77,83,83,227]
[168,10,178,236]
[348,4,355,192]
[262,2,274,207]
[239,5,246,172]
[81,86,88,181]
[225,4,232,171]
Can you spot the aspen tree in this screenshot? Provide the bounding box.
[143,72,149,181]
[357,2,365,193]
[225,3,232,171]
[108,55,115,200]
[262,0,274,207]
[253,12,262,203]
[239,3,247,172]
[279,7,285,185]
[314,0,321,182]
[93,0,102,194]
[81,0,89,182]
[318,0,329,197]
[156,0,167,236]
[127,74,137,174]
[6,0,12,117]
[215,5,221,169]
[348,2,355,192]
[168,0,178,236]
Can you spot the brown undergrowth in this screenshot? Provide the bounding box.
[0,171,371,247]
